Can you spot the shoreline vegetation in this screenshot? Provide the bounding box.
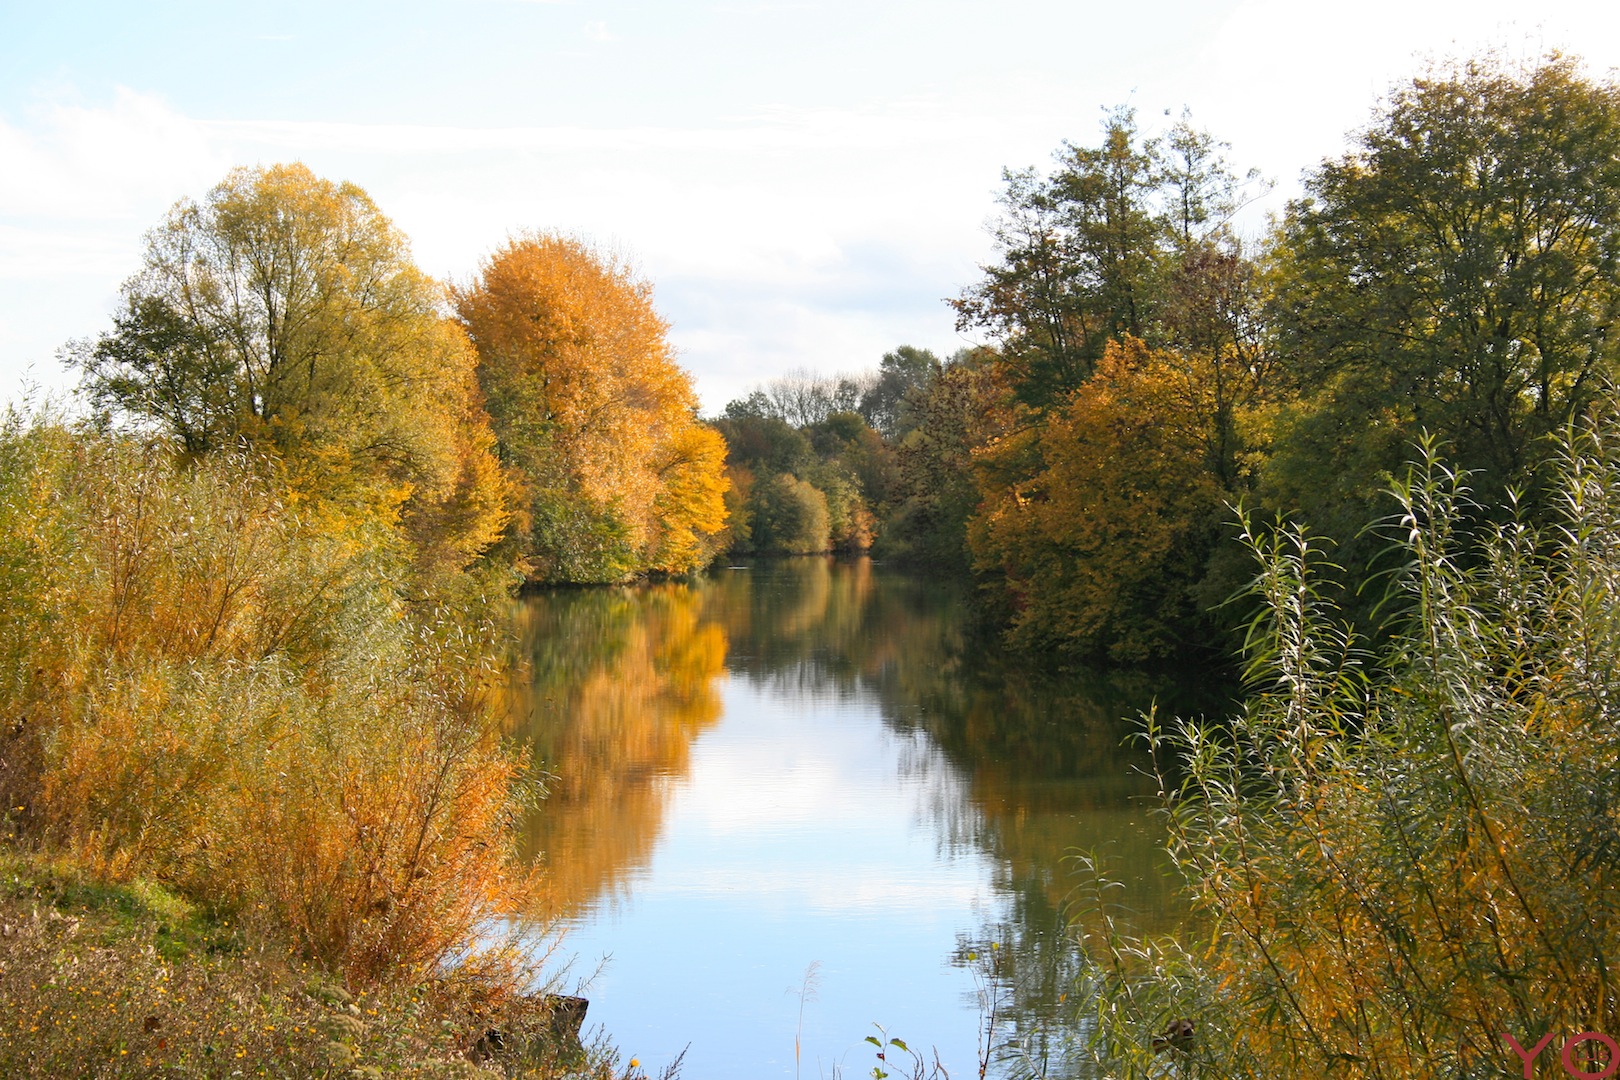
[2,47,1619,1078]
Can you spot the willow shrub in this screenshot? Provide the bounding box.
[1076,424,1620,1079]
[0,418,539,987]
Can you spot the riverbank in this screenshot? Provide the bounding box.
[0,852,661,1079]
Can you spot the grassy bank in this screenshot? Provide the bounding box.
[0,852,660,1079]
[0,422,681,1077]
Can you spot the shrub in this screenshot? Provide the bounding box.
[0,419,539,986]
[1078,424,1620,1078]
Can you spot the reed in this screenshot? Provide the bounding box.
[1075,419,1620,1077]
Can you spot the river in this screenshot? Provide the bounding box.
[507,557,1218,1079]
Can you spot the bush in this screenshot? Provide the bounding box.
[0,419,539,986]
[750,473,831,554]
[1078,424,1620,1078]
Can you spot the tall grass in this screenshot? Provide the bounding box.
[0,416,540,987]
[1076,421,1620,1077]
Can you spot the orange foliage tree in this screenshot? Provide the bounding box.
[972,337,1257,661]
[455,235,728,582]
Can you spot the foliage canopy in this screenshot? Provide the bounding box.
[456,234,728,582]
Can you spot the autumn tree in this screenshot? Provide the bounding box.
[886,348,1010,569]
[971,339,1239,662]
[71,163,511,579]
[455,234,728,582]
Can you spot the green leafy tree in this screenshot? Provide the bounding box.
[886,349,1010,568]
[1268,53,1620,520]
[953,110,1257,410]
[858,345,942,440]
[70,163,511,578]
[750,473,831,554]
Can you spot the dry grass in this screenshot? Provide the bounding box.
[0,853,650,1079]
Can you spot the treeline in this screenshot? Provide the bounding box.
[72,163,730,591]
[712,346,934,556]
[725,52,1620,667]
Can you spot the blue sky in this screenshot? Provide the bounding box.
[4,0,1618,412]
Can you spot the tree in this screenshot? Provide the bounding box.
[858,345,942,439]
[455,233,728,582]
[1268,53,1620,511]
[886,349,1009,568]
[71,163,511,578]
[750,473,831,554]
[953,110,1166,406]
[647,423,730,573]
[970,338,1228,662]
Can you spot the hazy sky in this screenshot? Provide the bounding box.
[3,0,1618,412]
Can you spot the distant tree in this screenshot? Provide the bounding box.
[887,349,1009,568]
[746,369,873,428]
[711,411,814,476]
[751,474,831,554]
[722,390,774,422]
[647,423,731,574]
[858,345,942,440]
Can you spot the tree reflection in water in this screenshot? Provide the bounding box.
[508,583,728,917]
[508,558,1229,1077]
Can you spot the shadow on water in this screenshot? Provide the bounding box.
[506,557,1233,1077]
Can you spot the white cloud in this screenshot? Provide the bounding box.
[0,89,234,394]
[582,20,616,42]
[0,87,224,223]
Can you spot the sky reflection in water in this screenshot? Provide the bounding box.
[511,559,1205,1079]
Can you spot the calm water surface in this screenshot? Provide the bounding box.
[508,558,1216,1079]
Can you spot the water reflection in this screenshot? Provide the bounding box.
[509,559,1225,1078]
[510,584,728,916]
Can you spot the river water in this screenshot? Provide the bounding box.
[507,557,1214,1079]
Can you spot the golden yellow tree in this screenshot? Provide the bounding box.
[456,234,727,581]
[972,338,1232,661]
[73,163,512,581]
